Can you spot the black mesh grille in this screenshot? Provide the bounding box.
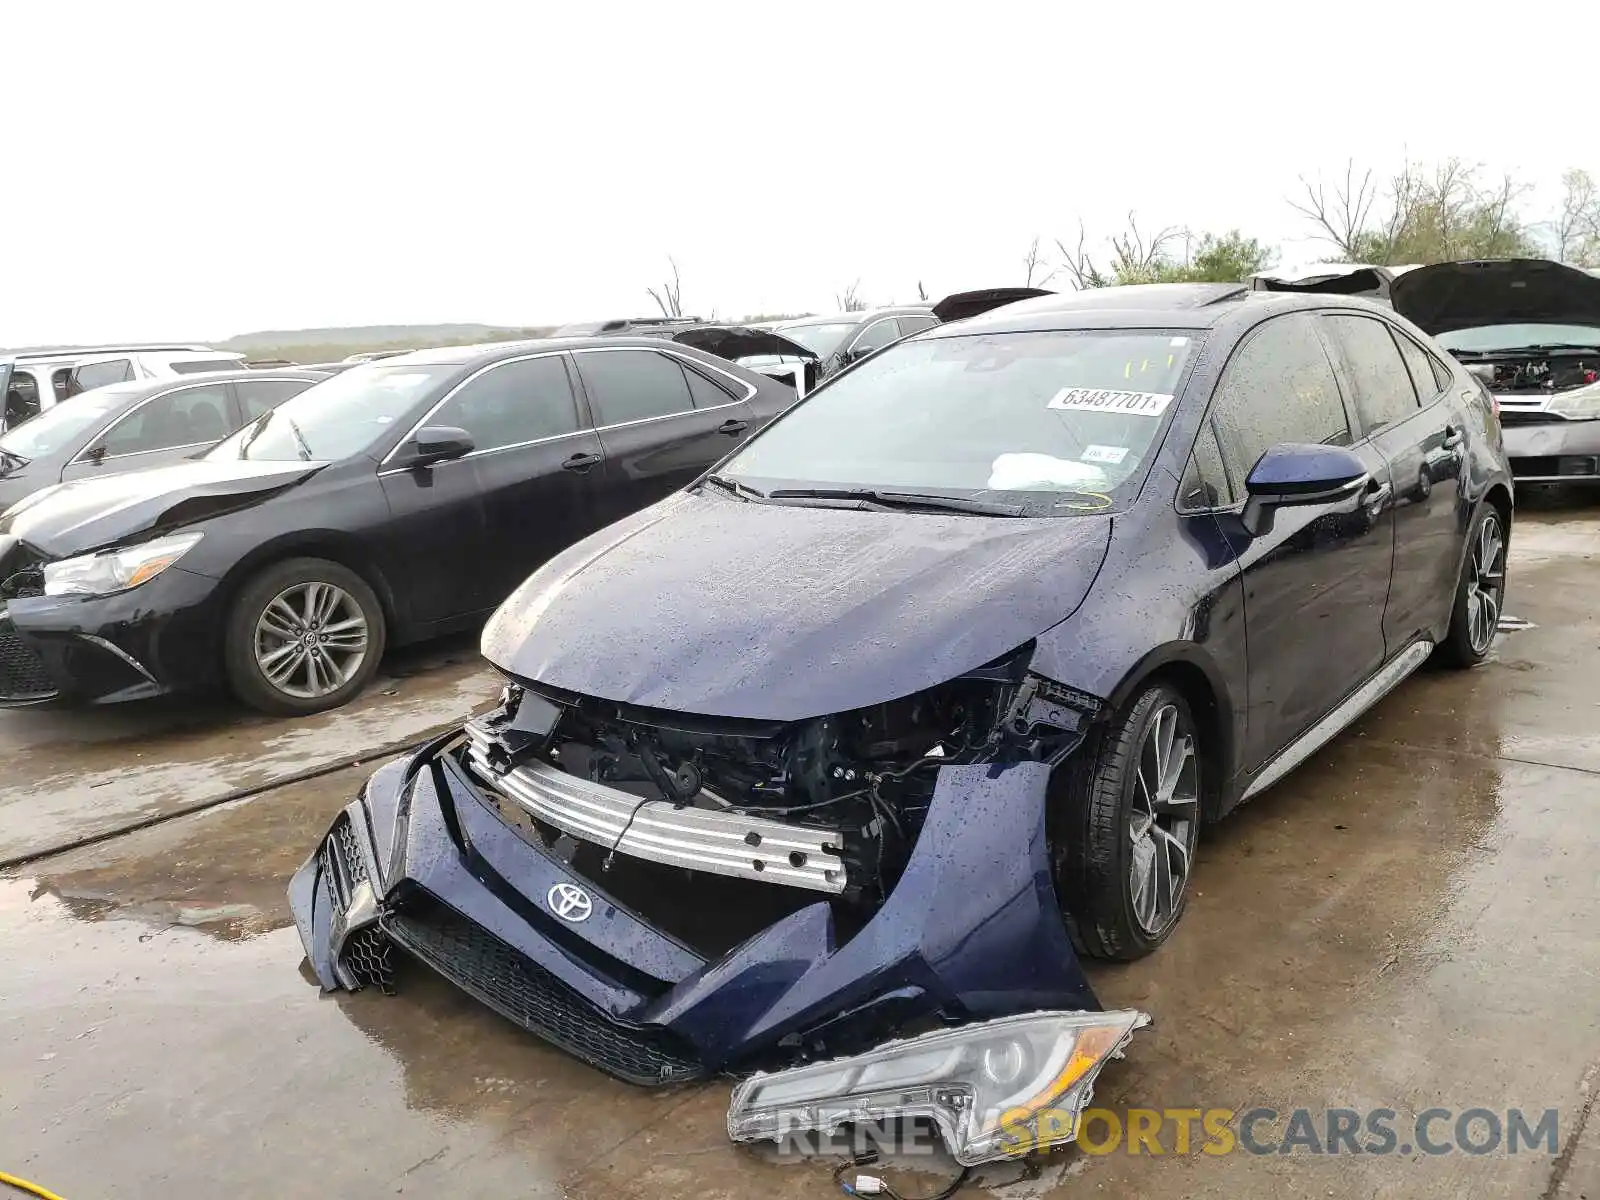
[342,925,396,994]
[333,816,368,886]
[0,622,57,701]
[383,896,705,1087]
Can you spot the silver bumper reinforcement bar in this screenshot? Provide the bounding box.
[462,721,848,893]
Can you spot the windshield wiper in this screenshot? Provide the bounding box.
[237,410,273,459]
[285,416,313,461]
[766,487,1026,517]
[700,473,766,501]
[1452,342,1600,358]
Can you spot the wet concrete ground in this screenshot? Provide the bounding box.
[3,504,1599,1199]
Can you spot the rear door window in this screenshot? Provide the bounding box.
[429,354,582,452]
[1209,312,1353,487]
[237,378,315,421]
[1322,314,1421,436]
[1392,330,1444,403]
[574,349,695,426]
[97,383,233,457]
[849,319,901,356]
[680,361,737,408]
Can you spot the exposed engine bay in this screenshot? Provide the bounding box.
[458,654,1095,937]
[1464,354,1600,394]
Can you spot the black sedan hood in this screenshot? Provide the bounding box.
[667,326,819,361]
[0,458,321,558]
[1390,258,1600,335]
[481,491,1111,721]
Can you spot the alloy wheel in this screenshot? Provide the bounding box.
[1466,513,1505,655]
[253,581,370,700]
[1128,704,1200,937]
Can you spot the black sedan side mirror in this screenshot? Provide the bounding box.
[405,425,475,468]
[1241,443,1368,536]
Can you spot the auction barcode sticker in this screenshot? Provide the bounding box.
[1046,388,1173,416]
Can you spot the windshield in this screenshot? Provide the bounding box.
[776,322,857,356]
[206,363,455,462]
[1436,323,1600,353]
[0,391,127,458]
[721,329,1198,514]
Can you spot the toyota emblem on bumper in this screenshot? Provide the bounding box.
[547,882,593,922]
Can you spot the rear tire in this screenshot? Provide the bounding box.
[1437,505,1506,669]
[224,557,387,715]
[1056,682,1201,961]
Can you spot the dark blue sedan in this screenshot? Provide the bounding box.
[292,284,1510,1140]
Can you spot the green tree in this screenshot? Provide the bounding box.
[1164,230,1277,282]
[1056,218,1275,287]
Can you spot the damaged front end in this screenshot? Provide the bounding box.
[289,652,1139,1154]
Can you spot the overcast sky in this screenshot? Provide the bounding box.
[2,1,1586,345]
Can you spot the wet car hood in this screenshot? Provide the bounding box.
[666,326,819,362]
[1390,258,1600,335]
[0,458,322,558]
[482,490,1112,721]
[932,288,1055,323]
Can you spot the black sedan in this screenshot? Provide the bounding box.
[0,370,328,513]
[0,338,791,713]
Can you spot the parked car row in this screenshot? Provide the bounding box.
[0,344,248,431]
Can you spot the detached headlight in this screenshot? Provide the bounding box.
[42,531,203,598]
[1548,380,1600,419]
[727,1009,1148,1166]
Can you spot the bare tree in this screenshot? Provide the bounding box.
[1022,236,1053,287]
[836,280,867,311]
[1105,212,1182,282]
[1552,169,1600,265]
[1287,159,1386,260]
[1054,220,1113,290]
[646,257,684,318]
[916,280,928,302]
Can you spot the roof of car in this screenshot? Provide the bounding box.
[929,282,1384,336]
[778,306,934,327]
[379,336,774,370]
[74,368,329,401]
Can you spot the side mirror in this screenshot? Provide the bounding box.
[406,425,474,468]
[1240,443,1368,536]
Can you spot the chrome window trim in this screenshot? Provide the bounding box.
[68,380,236,466]
[378,346,752,470]
[377,350,577,468]
[571,343,757,406]
[845,317,904,356]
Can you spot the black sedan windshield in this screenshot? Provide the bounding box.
[207,363,455,462]
[721,329,1198,513]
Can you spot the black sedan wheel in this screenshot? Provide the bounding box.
[224,557,387,715]
[1058,682,1201,961]
[1438,505,1507,669]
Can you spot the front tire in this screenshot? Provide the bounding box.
[1057,683,1201,961]
[1437,505,1506,669]
[224,557,387,716]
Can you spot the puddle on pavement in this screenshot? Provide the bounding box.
[0,642,499,865]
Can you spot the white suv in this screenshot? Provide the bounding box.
[1,345,245,431]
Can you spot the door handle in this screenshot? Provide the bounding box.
[1363,479,1392,511]
[561,451,602,473]
[1442,424,1465,449]
[717,418,749,436]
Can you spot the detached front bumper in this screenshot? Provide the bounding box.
[0,565,226,705]
[289,732,1103,1085]
[1502,416,1600,482]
